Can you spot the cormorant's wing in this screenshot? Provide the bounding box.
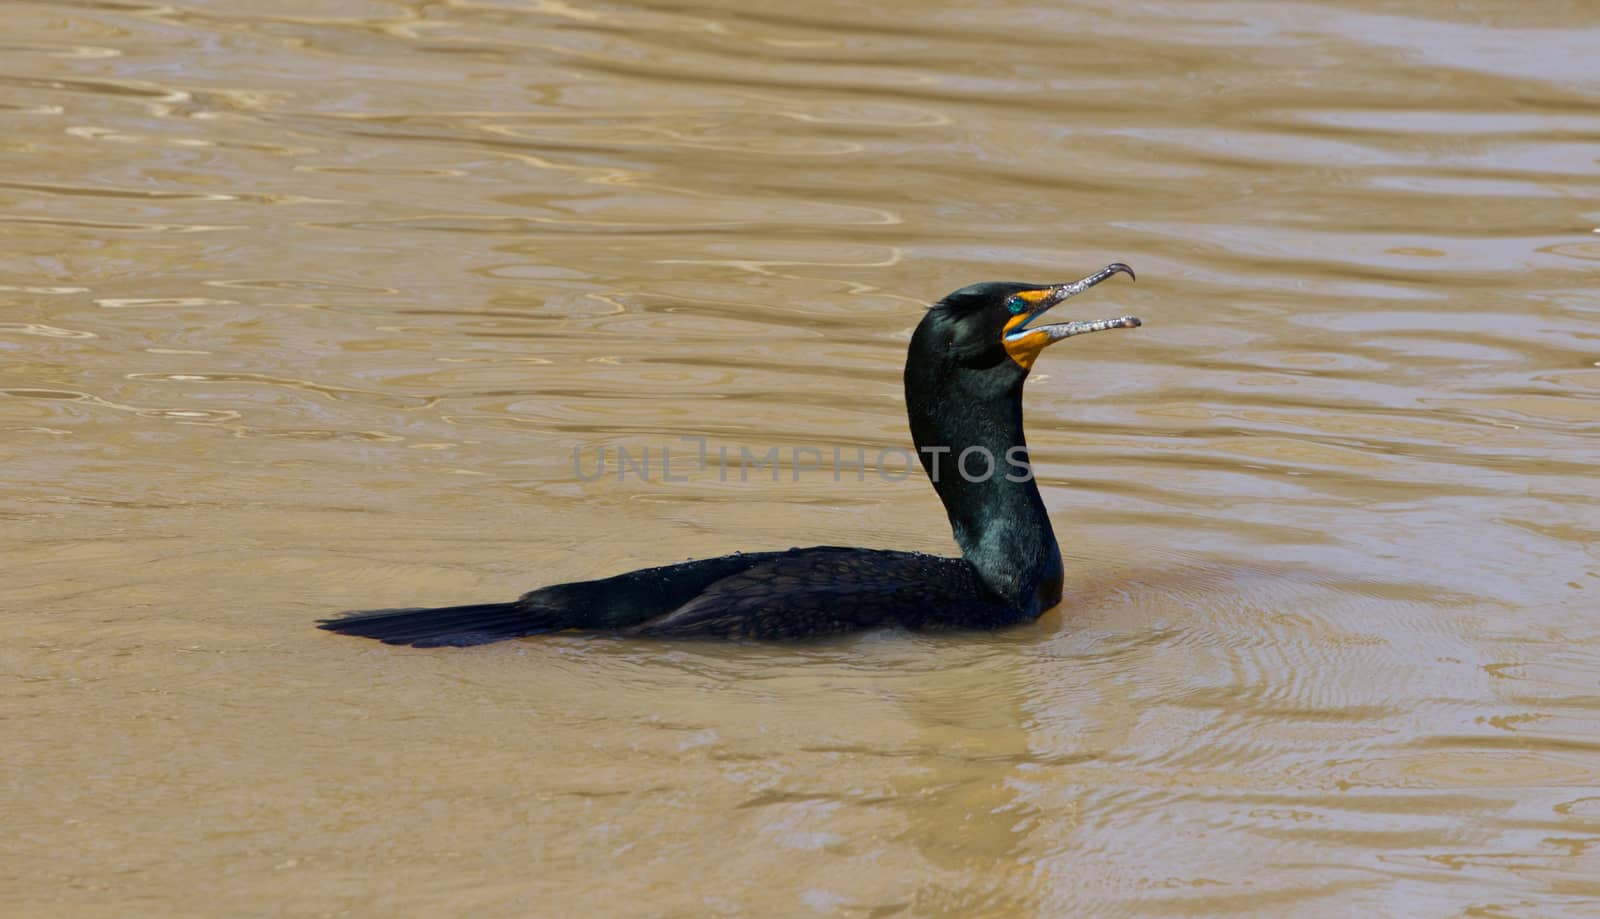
[628,546,1004,639]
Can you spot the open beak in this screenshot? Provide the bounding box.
[1002,262,1140,370]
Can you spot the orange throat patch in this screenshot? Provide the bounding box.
[1003,312,1050,371]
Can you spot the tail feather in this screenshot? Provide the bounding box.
[317,602,564,647]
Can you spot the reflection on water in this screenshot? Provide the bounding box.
[2,0,1598,914]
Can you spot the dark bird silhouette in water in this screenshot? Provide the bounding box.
[319,264,1141,645]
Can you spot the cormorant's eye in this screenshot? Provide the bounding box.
[1005,295,1026,315]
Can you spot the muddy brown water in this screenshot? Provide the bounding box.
[3,0,1598,915]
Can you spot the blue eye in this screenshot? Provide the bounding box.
[1006,296,1026,315]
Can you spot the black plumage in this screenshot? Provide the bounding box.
[319,265,1140,645]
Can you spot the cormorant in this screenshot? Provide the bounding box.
[319,263,1141,645]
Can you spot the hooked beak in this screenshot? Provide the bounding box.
[1001,263,1141,370]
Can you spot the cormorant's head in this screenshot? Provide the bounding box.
[913,263,1141,382]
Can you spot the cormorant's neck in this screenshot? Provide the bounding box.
[904,364,1063,616]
